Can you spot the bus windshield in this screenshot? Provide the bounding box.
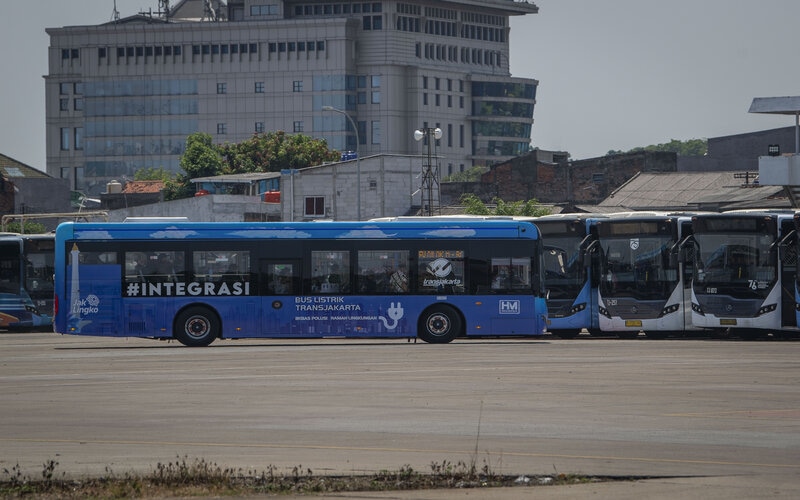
[693,233,775,298]
[542,236,585,299]
[599,234,676,300]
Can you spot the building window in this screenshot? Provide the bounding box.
[255,82,265,93]
[74,127,84,150]
[372,75,381,88]
[447,124,453,147]
[293,121,304,132]
[73,98,83,111]
[59,82,71,95]
[371,91,381,104]
[217,123,227,134]
[98,47,106,58]
[422,76,428,89]
[435,94,440,106]
[217,82,227,94]
[371,121,381,145]
[61,49,70,60]
[423,93,428,105]
[60,128,70,150]
[293,80,303,92]
[592,173,605,183]
[305,196,325,217]
[59,98,69,111]
[255,122,265,133]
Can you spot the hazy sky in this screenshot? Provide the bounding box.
[2,0,799,171]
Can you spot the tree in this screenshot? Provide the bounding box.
[134,167,174,182]
[608,138,707,157]
[164,131,340,200]
[460,193,550,217]
[4,221,47,234]
[442,165,489,182]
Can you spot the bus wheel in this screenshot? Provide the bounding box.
[552,329,581,339]
[174,306,220,347]
[418,305,461,344]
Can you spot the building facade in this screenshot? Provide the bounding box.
[46,0,539,196]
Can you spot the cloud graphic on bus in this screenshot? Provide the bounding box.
[340,229,397,239]
[75,231,114,239]
[150,230,200,239]
[421,229,477,237]
[228,230,312,239]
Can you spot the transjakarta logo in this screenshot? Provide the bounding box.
[499,300,520,315]
[423,258,462,288]
[125,281,250,297]
[72,294,100,315]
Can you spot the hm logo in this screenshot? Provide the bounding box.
[499,300,520,315]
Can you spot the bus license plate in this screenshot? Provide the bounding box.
[625,320,642,327]
[720,319,738,326]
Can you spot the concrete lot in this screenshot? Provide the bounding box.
[1,332,799,498]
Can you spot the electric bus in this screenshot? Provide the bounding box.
[692,210,797,339]
[53,220,548,346]
[593,212,696,338]
[0,233,55,330]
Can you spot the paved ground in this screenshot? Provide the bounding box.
[1,332,799,499]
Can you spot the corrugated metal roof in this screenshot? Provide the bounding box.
[598,171,787,210]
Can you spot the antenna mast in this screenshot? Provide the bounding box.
[111,0,120,21]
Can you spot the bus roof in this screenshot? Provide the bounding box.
[55,220,540,241]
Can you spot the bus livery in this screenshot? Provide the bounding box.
[53,220,548,346]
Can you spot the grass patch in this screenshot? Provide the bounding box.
[1,455,606,498]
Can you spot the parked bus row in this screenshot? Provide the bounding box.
[538,209,799,340]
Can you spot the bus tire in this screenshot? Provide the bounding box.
[418,305,462,344]
[174,306,220,347]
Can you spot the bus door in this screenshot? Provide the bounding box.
[259,259,302,335]
[778,219,797,329]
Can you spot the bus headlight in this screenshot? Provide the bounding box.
[757,304,777,316]
[691,302,704,315]
[598,306,612,319]
[658,303,680,318]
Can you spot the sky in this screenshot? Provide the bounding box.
[1,0,799,172]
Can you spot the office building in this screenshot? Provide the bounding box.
[46,0,539,196]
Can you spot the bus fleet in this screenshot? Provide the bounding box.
[44,210,800,345]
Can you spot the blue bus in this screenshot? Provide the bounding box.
[0,233,55,330]
[53,220,548,346]
[593,212,696,339]
[692,210,797,339]
[534,214,604,339]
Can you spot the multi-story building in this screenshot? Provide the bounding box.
[46,0,539,196]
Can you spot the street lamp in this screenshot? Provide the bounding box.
[414,127,443,216]
[322,105,361,221]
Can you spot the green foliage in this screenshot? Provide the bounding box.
[3,221,48,234]
[165,131,340,201]
[134,167,174,182]
[459,193,550,217]
[442,165,489,182]
[608,138,707,157]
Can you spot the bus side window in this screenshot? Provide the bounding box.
[311,250,350,294]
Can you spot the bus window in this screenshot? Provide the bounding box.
[418,249,464,294]
[194,250,248,284]
[264,262,298,295]
[311,250,350,293]
[491,257,532,292]
[356,250,409,294]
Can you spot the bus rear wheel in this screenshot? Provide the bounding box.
[174,306,220,347]
[418,305,461,344]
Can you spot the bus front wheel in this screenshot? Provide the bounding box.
[418,305,462,344]
[174,306,220,347]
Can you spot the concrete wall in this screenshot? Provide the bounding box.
[107,194,280,222]
[280,154,422,221]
